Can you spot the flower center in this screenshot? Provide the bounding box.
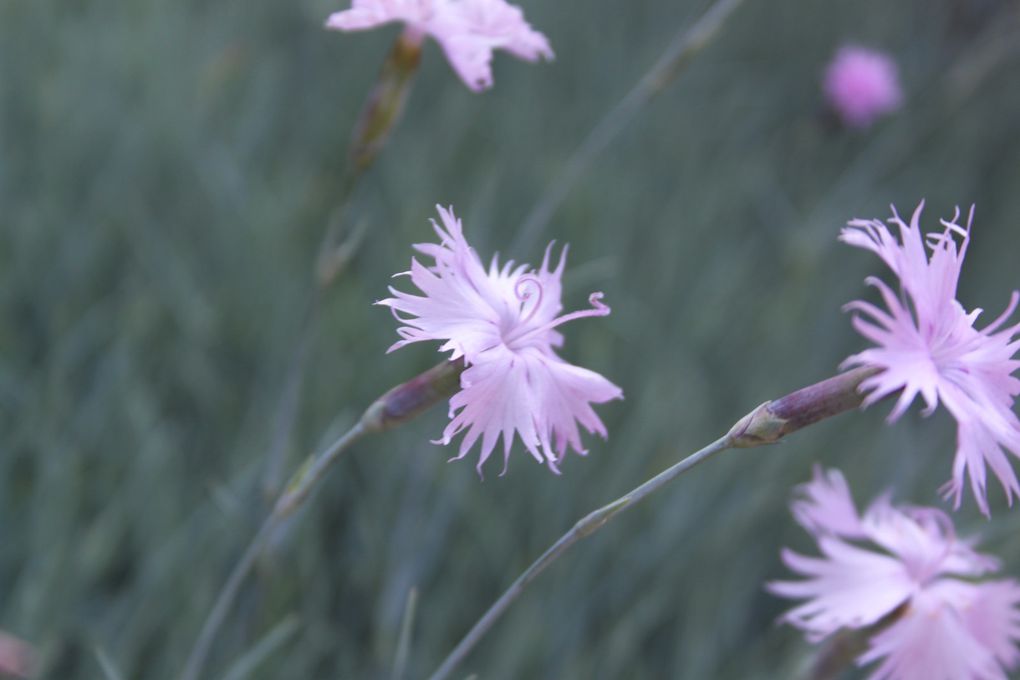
[501,277,611,349]
[903,508,957,585]
[514,276,544,325]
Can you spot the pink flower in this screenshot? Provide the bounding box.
[447,0,552,62]
[0,631,34,678]
[325,0,553,92]
[824,45,902,128]
[841,202,1020,515]
[379,205,622,474]
[770,467,1020,680]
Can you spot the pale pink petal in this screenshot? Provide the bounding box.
[439,344,621,473]
[432,33,495,92]
[325,0,432,32]
[860,583,1005,680]
[449,0,554,62]
[790,466,866,538]
[529,350,622,460]
[441,344,548,472]
[768,538,914,640]
[325,0,550,90]
[772,470,1019,679]
[861,503,998,581]
[938,348,1020,513]
[842,203,1020,514]
[378,206,510,360]
[960,580,1020,673]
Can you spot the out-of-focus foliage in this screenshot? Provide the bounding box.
[2,0,1019,678]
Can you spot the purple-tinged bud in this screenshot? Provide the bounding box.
[727,367,880,448]
[360,358,465,433]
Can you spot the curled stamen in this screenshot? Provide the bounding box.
[939,206,963,234]
[935,205,974,259]
[536,292,611,333]
[515,276,545,324]
[504,292,611,346]
[573,292,609,319]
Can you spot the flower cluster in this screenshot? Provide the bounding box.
[326,0,553,91]
[326,1,1020,672]
[823,45,902,128]
[842,203,1020,514]
[771,467,1020,680]
[379,206,622,474]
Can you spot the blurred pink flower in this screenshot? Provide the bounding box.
[841,202,1020,515]
[325,0,553,92]
[770,467,1020,680]
[448,0,553,62]
[0,631,34,678]
[824,45,902,128]
[379,205,622,474]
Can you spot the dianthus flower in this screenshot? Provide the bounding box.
[379,206,622,474]
[326,0,553,92]
[841,202,1020,515]
[770,467,1020,680]
[0,631,33,679]
[823,45,902,128]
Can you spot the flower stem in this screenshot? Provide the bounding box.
[426,434,734,680]
[261,30,424,497]
[185,26,447,680]
[272,421,368,518]
[804,628,870,680]
[427,368,874,680]
[178,516,276,680]
[260,292,322,500]
[180,423,368,680]
[180,360,464,680]
[391,587,419,680]
[512,0,745,255]
[347,29,422,173]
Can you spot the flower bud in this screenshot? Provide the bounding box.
[728,367,879,448]
[360,358,465,433]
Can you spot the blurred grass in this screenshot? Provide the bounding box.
[2,0,1020,678]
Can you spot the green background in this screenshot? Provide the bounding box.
[3,0,1020,677]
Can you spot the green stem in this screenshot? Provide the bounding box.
[179,516,273,680]
[512,0,746,254]
[392,588,419,680]
[428,366,874,680]
[180,423,368,680]
[272,422,368,517]
[263,29,422,496]
[260,291,322,500]
[426,434,735,680]
[180,360,463,680]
